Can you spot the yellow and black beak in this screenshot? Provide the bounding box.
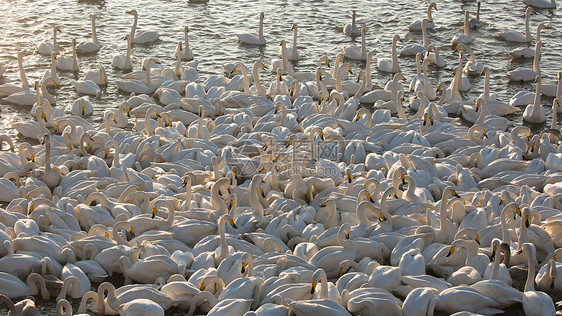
[446,246,455,257]
[130,226,135,237]
[524,214,530,228]
[347,172,352,184]
[229,218,238,229]
[241,261,247,274]
[311,281,317,294]
[339,267,344,277]
[379,213,386,222]
[199,282,205,291]
[451,189,460,198]
[152,207,157,219]
[491,244,497,260]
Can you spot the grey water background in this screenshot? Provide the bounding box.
[0,0,560,141]
[0,0,559,313]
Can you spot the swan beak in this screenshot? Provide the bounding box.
[517,247,523,255]
[182,178,188,187]
[152,207,157,219]
[367,193,375,203]
[311,281,317,294]
[446,246,455,257]
[524,214,530,228]
[356,73,361,83]
[499,199,503,205]
[515,206,521,217]
[379,213,386,222]
[483,130,488,138]
[481,68,487,75]
[491,245,497,260]
[475,102,481,112]
[319,131,324,141]
[104,232,110,238]
[551,277,555,289]
[553,254,557,260]
[475,234,480,245]
[126,107,131,117]
[229,67,237,76]
[228,199,234,211]
[274,104,279,114]
[320,201,328,207]
[55,125,60,133]
[451,189,460,198]
[28,204,34,214]
[260,186,266,198]
[401,173,406,185]
[398,36,402,42]
[339,268,344,277]
[199,282,205,291]
[347,172,352,183]
[229,218,237,229]
[104,148,109,159]
[129,226,135,237]
[429,116,434,126]
[348,68,353,75]
[325,59,330,67]
[241,261,247,273]
[345,232,350,239]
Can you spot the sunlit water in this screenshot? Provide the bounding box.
[0,0,560,313]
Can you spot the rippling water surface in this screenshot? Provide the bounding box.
[0,0,559,313]
[0,0,560,142]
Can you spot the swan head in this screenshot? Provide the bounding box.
[429,2,438,10]
[18,51,30,59]
[259,12,264,20]
[54,26,61,33]
[360,27,367,36]
[534,75,541,84]
[291,23,297,31]
[126,9,138,16]
[184,26,189,33]
[394,34,402,42]
[481,67,488,76]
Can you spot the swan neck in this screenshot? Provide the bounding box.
[291,29,298,60]
[125,38,132,66]
[250,177,264,218]
[146,62,152,87]
[258,16,263,39]
[484,71,490,102]
[240,64,250,93]
[72,42,79,71]
[525,11,531,40]
[112,142,120,168]
[533,80,541,110]
[53,28,58,53]
[91,18,98,43]
[18,55,30,90]
[112,222,131,246]
[524,246,536,292]
[427,5,433,21]
[552,101,558,130]
[422,22,429,47]
[533,45,541,73]
[355,73,367,98]
[361,32,366,59]
[391,37,398,64]
[464,12,470,35]
[252,62,264,96]
[130,14,138,39]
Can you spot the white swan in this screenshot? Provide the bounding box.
[469,1,482,28]
[378,34,401,73]
[83,64,107,86]
[99,282,165,316]
[523,76,546,123]
[237,12,266,45]
[341,27,367,60]
[456,43,482,75]
[451,11,472,45]
[507,41,541,82]
[179,26,194,61]
[523,0,556,9]
[498,7,534,42]
[56,39,80,71]
[127,10,160,44]
[344,10,360,37]
[73,79,101,97]
[510,23,548,58]
[112,35,133,70]
[76,14,101,54]
[0,51,30,97]
[400,19,429,56]
[282,23,300,61]
[519,243,556,316]
[116,58,160,94]
[69,96,94,116]
[409,2,437,31]
[37,26,61,56]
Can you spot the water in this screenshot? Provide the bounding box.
[0,0,560,142]
[0,0,559,313]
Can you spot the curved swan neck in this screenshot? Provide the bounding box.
[360,30,367,59]
[238,63,250,93]
[335,63,349,92]
[391,36,399,65]
[427,4,434,22]
[483,70,490,102]
[258,13,264,39]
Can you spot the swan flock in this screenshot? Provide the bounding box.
[1,1,562,315]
